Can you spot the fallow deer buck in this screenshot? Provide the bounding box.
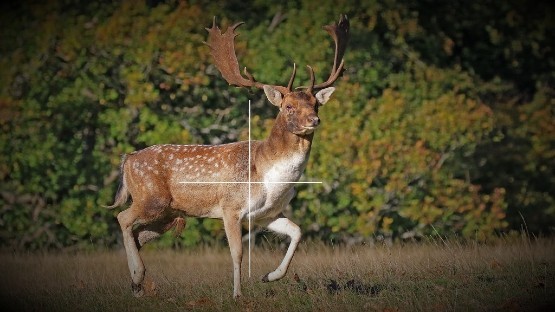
[107,15,349,298]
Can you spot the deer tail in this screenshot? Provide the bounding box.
[104,154,130,209]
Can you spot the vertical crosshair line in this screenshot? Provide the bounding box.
[248,99,252,277]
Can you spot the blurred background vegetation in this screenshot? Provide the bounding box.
[0,0,553,250]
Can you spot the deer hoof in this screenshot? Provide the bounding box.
[261,273,270,283]
[131,282,144,297]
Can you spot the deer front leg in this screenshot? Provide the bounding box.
[262,215,301,282]
[223,213,243,298]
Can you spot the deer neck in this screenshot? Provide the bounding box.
[255,112,314,172]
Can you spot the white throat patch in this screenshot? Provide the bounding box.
[264,153,307,184]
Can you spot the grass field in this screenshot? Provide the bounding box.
[1,235,554,311]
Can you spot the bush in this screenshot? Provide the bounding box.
[0,0,552,249]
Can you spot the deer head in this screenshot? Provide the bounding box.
[206,15,350,135]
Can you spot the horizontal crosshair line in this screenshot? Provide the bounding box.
[178,181,323,184]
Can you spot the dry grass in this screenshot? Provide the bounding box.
[1,236,554,311]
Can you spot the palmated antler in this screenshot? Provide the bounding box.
[303,14,350,91]
[206,15,349,94]
[205,17,295,94]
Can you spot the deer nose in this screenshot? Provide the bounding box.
[308,116,320,127]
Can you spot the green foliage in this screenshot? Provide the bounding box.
[0,0,553,249]
[473,84,555,234]
[297,65,506,241]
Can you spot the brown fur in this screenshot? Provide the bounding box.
[108,89,333,298]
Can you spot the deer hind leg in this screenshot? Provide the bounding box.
[133,216,186,249]
[117,206,147,297]
[261,214,301,283]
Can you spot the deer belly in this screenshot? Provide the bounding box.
[169,183,226,218]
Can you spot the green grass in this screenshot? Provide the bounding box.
[1,236,554,311]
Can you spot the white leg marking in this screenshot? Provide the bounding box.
[263,217,301,282]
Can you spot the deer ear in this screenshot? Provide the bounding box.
[263,85,283,107]
[315,87,335,105]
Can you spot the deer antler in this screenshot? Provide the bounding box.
[206,17,295,94]
[206,15,349,94]
[303,14,350,91]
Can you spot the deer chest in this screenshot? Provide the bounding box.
[242,154,307,220]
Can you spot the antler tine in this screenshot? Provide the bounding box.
[287,63,297,92]
[299,14,350,91]
[243,67,256,83]
[306,65,315,93]
[206,17,291,95]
